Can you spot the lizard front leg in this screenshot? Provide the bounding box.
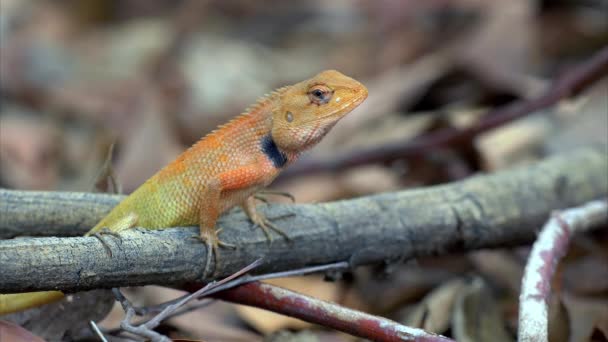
[199,164,280,275]
[198,180,235,278]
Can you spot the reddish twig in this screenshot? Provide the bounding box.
[280,46,608,179]
[212,282,454,342]
[518,199,608,342]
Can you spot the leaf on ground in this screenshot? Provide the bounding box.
[548,294,570,342]
[562,255,608,296]
[562,293,608,342]
[0,320,45,342]
[475,115,551,171]
[1,290,114,341]
[452,277,512,342]
[468,250,523,295]
[400,278,467,334]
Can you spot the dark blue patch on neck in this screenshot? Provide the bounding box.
[261,135,287,168]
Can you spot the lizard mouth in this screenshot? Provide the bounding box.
[310,90,368,123]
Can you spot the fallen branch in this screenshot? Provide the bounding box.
[213,281,454,342]
[279,46,608,179]
[518,200,608,342]
[0,147,606,291]
[104,260,452,342]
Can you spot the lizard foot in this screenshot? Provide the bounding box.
[243,196,293,243]
[250,212,292,243]
[192,227,236,278]
[92,228,123,257]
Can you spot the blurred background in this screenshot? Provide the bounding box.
[1,0,607,341]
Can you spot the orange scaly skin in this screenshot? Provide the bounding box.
[0,70,368,315]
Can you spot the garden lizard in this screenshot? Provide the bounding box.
[0,70,368,314]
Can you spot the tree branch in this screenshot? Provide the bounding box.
[0,147,606,292]
[518,200,608,342]
[279,46,608,179]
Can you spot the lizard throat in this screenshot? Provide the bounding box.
[261,135,288,168]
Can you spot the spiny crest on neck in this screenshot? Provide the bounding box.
[193,85,290,144]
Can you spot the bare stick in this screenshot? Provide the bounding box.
[113,288,170,342]
[518,199,608,342]
[88,320,109,342]
[214,281,455,342]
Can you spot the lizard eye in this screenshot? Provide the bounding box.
[308,85,333,105]
[285,111,294,122]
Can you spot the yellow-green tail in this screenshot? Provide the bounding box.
[0,291,65,315]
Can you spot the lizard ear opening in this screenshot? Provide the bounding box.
[285,111,294,122]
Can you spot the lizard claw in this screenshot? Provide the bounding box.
[92,227,123,257]
[193,227,235,278]
[250,214,292,243]
[243,196,293,243]
[214,228,237,249]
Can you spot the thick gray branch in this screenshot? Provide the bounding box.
[0,147,606,293]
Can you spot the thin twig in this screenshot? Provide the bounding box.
[280,46,608,179]
[144,258,262,330]
[518,199,608,342]
[111,259,263,342]
[113,288,170,342]
[93,142,122,195]
[139,261,350,316]
[88,320,109,342]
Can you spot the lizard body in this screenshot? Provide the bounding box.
[0,70,368,315]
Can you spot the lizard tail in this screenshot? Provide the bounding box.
[0,291,65,315]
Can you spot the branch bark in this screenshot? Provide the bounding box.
[0,147,606,293]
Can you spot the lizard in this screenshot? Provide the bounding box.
[0,69,368,315]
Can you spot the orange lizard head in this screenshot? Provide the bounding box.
[271,70,368,152]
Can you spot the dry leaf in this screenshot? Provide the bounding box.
[548,295,570,342]
[0,320,45,342]
[562,255,608,295]
[401,278,467,334]
[468,250,523,295]
[2,290,114,341]
[452,277,512,342]
[562,293,608,342]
